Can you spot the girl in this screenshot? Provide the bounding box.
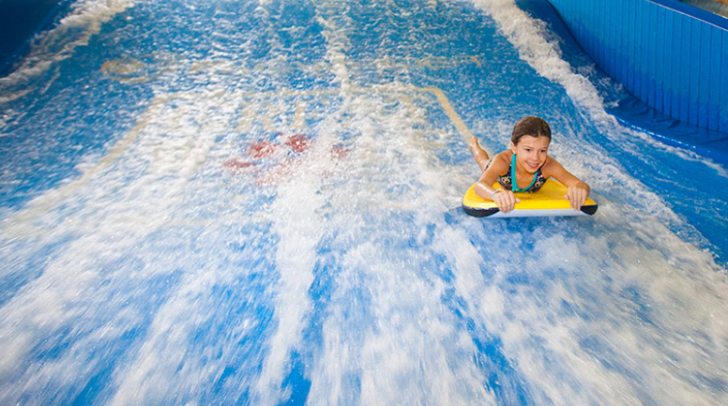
[469,116,590,214]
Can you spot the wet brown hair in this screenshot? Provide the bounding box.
[511,116,551,145]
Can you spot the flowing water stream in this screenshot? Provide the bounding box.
[1,0,727,404]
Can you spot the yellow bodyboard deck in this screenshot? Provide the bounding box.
[462,179,598,218]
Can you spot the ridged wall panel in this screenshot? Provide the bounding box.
[547,0,728,134]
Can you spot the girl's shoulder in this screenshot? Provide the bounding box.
[482,150,512,178]
[494,150,513,163]
[540,156,566,177]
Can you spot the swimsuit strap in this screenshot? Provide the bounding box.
[510,153,539,193]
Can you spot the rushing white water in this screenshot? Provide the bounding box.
[0,0,727,405]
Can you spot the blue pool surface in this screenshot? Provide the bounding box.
[1,0,728,405]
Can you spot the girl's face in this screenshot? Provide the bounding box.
[510,135,550,173]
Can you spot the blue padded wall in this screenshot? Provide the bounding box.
[547,0,728,135]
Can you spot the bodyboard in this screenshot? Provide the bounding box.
[462,179,598,218]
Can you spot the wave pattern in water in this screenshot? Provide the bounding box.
[1,0,727,405]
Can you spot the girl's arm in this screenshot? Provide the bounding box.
[543,159,591,210]
[474,152,520,213]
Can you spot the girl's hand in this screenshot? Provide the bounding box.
[565,183,589,211]
[493,190,520,213]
